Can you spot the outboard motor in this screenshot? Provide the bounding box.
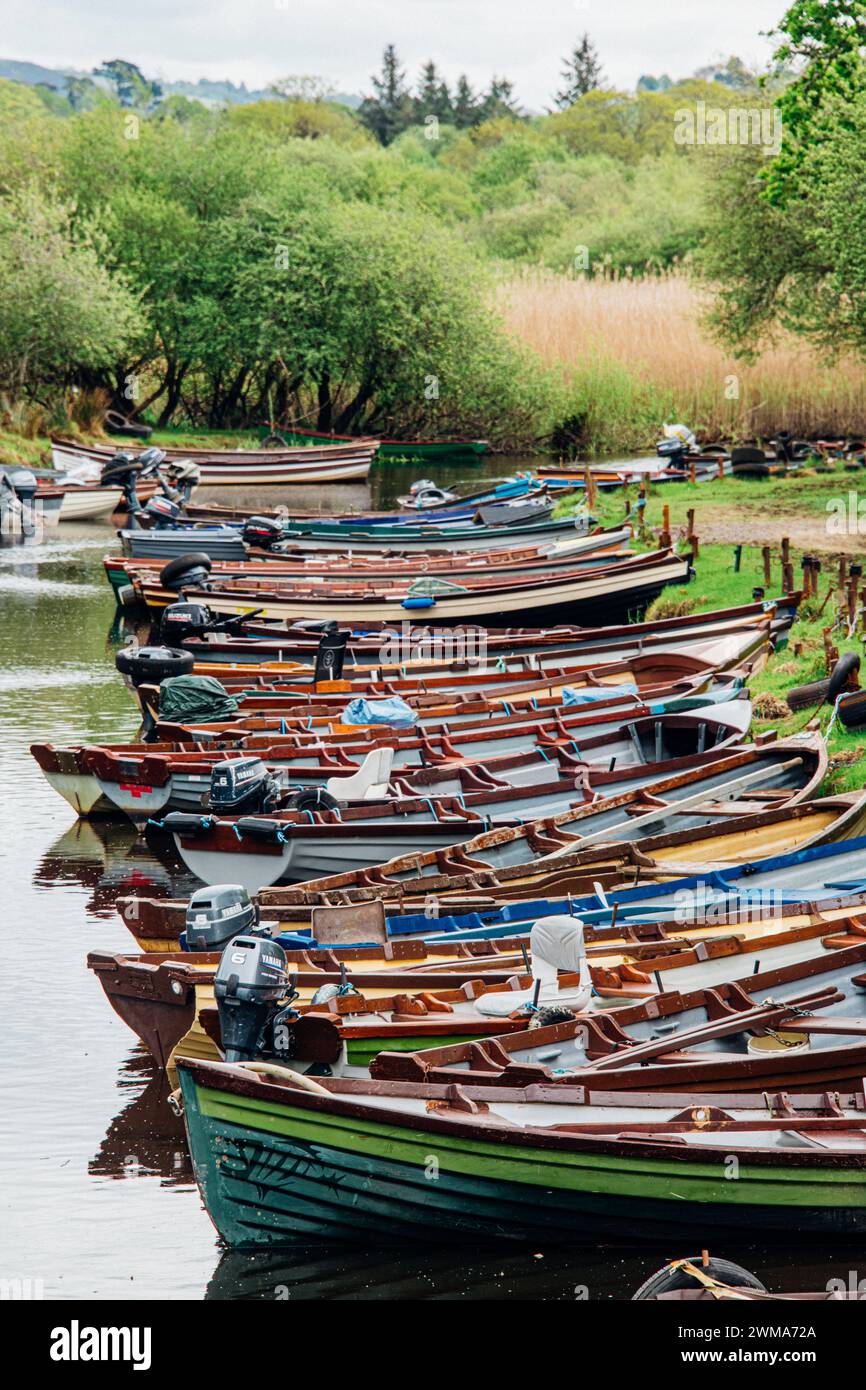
[241,515,284,549]
[159,600,214,643]
[656,437,689,468]
[208,756,282,815]
[144,494,183,527]
[100,450,140,488]
[8,469,37,504]
[158,597,266,642]
[101,450,145,526]
[185,884,258,952]
[314,628,348,681]
[136,446,167,477]
[214,933,298,1063]
[161,459,200,505]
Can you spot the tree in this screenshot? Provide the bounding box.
[414,62,453,125]
[358,45,412,145]
[555,34,604,108]
[765,1,866,203]
[95,59,162,112]
[478,77,522,123]
[267,75,335,103]
[452,75,479,128]
[0,186,137,398]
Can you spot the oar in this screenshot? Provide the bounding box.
[544,758,804,859]
[580,985,843,1072]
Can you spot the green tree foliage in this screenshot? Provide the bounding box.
[0,187,137,397]
[358,44,413,144]
[413,62,453,125]
[699,3,866,364]
[96,59,162,112]
[767,1,866,202]
[555,34,604,108]
[0,55,786,440]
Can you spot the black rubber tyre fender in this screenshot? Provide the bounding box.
[159,553,213,589]
[115,645,194,687]
[787,653,861,712]
[838,689,866,730]
[632,1257,768,1301]
[827,651,861,702]
[786,676,831,712]
[284,788,340,813]
[261,432,288,449]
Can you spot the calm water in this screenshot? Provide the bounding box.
[0,461,858,1300]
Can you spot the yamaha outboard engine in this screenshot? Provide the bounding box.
[185,883,258,952]
[214,933,298,1063]
[241,515,284,549]
[208,756,282,814]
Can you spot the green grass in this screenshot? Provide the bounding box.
[655,549,866,791]
[557,485,866,792]
[0,429,53,469]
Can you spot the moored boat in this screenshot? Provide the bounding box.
[260,425,490,463]
[50,436,376,486]
[175,1059,866,1246]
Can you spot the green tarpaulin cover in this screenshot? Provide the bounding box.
[159,674,239,722]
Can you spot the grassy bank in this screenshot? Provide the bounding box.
[498,270,866,453]
[557,482,866,790]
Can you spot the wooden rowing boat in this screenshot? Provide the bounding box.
[88,914,857,1074]
[264,425,490,462]
[175,1060,866,1246]
[114,528,636,589]
[50,436,376,486]
[137,549,693,627]
[154,739,826,891]
[116,884,866,957]
[373,937,866,1094]
[33,701,752,820]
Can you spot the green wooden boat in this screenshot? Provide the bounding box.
[258,425,489,463]
[177,1060,866,1247]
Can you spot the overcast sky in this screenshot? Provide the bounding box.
[4,0,789,107]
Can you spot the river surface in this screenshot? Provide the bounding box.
[0,460,858,1300]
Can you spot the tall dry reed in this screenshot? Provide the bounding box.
[495,269,866,447]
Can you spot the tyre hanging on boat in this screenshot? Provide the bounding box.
[115,645,195,687]
[631,1256,768,1300]
[159,552,213,591]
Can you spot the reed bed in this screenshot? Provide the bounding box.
[495,269,866,452]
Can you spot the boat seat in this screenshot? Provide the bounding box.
[325,746,395,801]
[476,915,592,1018]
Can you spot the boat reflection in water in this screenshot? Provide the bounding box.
[90,1054,193,1188]
[33,818,198,917]
[206,1244,860,1303]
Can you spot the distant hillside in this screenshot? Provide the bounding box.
[0,56,361,109]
